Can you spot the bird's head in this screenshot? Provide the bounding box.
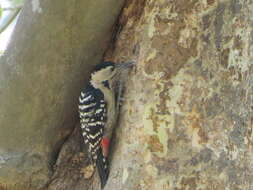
[90,61,134,88]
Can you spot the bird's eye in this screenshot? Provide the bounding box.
[102,81,110,89]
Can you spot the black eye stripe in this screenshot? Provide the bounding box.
[110,66,115,71]
[102,81,110,89]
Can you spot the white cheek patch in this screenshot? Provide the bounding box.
[91,66,115,83]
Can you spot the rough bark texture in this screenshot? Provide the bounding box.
[47,125,96,190]
[47,123,103,190]
[48,0,253,190]
[0,0,124,189]
[104,0,253,189]
[1,0,252,190]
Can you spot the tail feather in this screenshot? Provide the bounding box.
[96,148,109,189]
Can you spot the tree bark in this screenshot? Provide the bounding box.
[1,0,253,190]
[0,0,124,189]
[49,0,253,189]
[104,0,253,189]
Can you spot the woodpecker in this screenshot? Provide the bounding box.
[78,61,134,188]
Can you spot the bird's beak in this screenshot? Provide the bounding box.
[116,61,135,70]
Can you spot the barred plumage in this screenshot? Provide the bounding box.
[79,83,107,162]
[78,61,134,189]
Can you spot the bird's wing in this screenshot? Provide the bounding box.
[79,89,107,161]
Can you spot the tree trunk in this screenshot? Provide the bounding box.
[103,0,253,189]
[0,0,124,189]
[1,0,253,190]
[49,0,253,189]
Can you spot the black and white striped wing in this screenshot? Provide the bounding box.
[78,87,107,162]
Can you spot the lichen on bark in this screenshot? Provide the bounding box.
[0,0,252,189]
[103,0,253,189]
